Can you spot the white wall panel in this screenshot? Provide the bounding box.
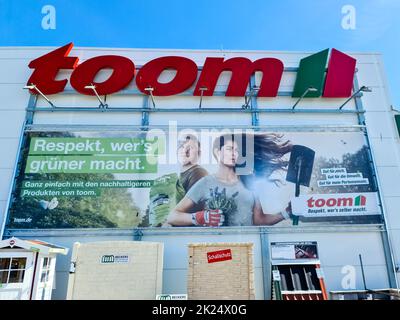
[361,87,391,112]
[365,112,397,138]
[33,112,143,126]
[53,271,70,300]
[258,113,358,126]
[382,197,400,230]
[357,63,384,88]
[253,267,265,300]
[0,201,7,235]
[0,169,13,201]
[0,138,19,169]
[375,167,400,197]
[0,84,31,110]
[0,111,25,138]
[150,113,252,126]
[162,269,188,296]
[388,231,400,272]
[369,138,400,167]
[0,59,32,84]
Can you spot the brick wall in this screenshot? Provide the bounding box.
[187,242,255,300]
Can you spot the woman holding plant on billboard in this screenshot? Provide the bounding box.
[167,133,293,227]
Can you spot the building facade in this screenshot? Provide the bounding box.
[0,45,399,299]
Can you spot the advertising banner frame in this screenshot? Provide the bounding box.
[3,126,384,231]
[0,114,386,236]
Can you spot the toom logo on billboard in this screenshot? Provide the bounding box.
[307,195,366,208]
[291,192,380,217]
[26,43,356,99]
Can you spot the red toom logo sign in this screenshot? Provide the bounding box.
[26,43,356,98]
[307,195,366,208]
[207,249,232,263]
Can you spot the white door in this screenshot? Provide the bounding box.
[0,252,34,300]
[33,256,56,300]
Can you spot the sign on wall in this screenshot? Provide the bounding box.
[156,294,188,300]
[26,44,356,98]
[291,193,380,218]
[100,255,129,264]
[6,128,381,229]
[207,249,232,263]
[271,242,318,260]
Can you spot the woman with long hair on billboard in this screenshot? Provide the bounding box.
[167,133,293,227]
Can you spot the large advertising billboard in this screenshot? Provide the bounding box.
[6,127,382,229]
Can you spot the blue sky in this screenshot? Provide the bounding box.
[1,0,399,105]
